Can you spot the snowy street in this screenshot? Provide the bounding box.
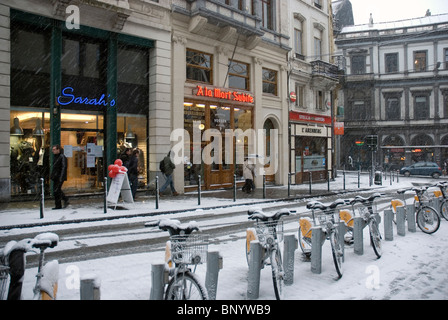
[1,172,448,300]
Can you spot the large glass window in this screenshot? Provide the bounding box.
[186,49,213,84]
[11,22,51,108]
[414,95,429,119]
[260,0,273,30]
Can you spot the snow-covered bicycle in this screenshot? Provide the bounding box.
[391,187,440,234]
[245,208,290,300]
[0,232,59,300]
[157,219,209,300]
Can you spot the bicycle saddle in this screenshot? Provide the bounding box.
[306,199,347,211]
[247,208,290,221]
[32,233,59,249]
[351,193,382,204]
[158,219,199,236]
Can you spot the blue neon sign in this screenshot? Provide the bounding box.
[57,87,116,107]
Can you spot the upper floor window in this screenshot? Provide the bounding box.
[294,29,304,60]
[385,53,398,73]
[186,49,213,84]
[351,55,366,74]
[262,68,277,95]
[413,50,427,72]
[228,60,250,91]
[260,0,273,30]
[314,0,322,9]
[385,97,400,120]
[314,37,322,61]
[414,95,429,119]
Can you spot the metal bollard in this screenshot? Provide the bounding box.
[353,217,366,255]
[40,178,44,219]
[384,209,394,241]
[198,175,201,206]
[80,276,101,300]
[283,234,296,286]
[309,171,312,195]
[150,263,165,300]
[263,175,266,199]
[337,223,346,262]
[396,206,406,236]
[205,251,222,300]
[343,170,346,190]
[155,176,159,209]
[233,174,236,202]
[104,177,107,214]
[247,241,262,300]
[310,227,324,274]
[406,204,416,232]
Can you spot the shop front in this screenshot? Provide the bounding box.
[289,111,332,184]
[184,85,255,190]
[9,10,152,197]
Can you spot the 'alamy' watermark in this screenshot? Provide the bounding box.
[65,5,80,30]
[365,265,380,290]
[170,121,279,175]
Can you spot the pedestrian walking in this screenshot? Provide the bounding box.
[159,151,179,196]
[50,144,69,209]
[242,157,255,194]
[126,149,139,199]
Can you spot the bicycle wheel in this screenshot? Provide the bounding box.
[270,248,284,300]
[416,206,440,234]
[440,199,448,221]
[165,271,208,300]
[369,219,382,258]
[330,230,343,279]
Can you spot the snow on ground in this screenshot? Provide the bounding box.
[3,172,448,300]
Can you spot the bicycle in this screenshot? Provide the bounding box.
[157,219,209,300]
[391,187,441,234]
[245,208,290,300]
[432,181,448,221]
[0,232,59,300]
[300,199,347,278]
[349,193,383,259]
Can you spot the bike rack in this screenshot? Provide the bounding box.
[247,234,297,300]
[310,223,345,275]
[149,251,223,300]
[353,214,381,255]
[80,275,101,300]
[384,205,417,241]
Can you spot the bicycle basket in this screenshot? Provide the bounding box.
[170,234,209,265]
[255,220,284,243]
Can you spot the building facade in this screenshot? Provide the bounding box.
[335,13,448,171]
[288,0,339,184]
[0,0,172,206]
[170,0,291,192]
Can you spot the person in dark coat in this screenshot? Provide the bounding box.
[126,149,139,199]
[50,144,69,209]
[159,151,178,196]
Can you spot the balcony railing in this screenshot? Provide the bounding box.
[310,60,340,80]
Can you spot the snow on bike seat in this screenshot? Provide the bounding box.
[351,193,382,204]
[247,208,290,221]
[306,199,348,211]
[158,219,200,236]
[32,233,59,249]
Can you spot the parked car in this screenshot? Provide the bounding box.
[399,162,442,178]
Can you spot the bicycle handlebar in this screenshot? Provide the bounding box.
[247,208,290,222]
[306,199,349,212]
[350,193,383,205]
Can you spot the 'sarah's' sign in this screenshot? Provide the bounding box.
[57,87,116,107]
[194,85,254,104]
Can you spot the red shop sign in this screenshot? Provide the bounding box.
[289,111,331,125]
[194,85,254,104]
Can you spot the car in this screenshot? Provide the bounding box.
[399,162,442,178]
